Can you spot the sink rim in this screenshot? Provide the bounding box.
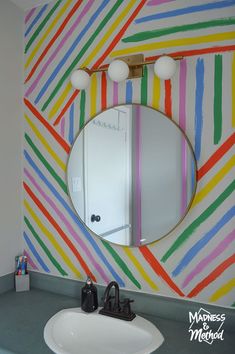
[44,307,164,354]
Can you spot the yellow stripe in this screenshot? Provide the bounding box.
[82,0,137,67]
[48,82,72,119]
[123,248,159,291]
[232,53,235,128]
[24,199,82,278]
[25,0,73,69]
[209,278,235,302]
[192,156,235,207]
[90,74,97,118]
[48,0,137,119]
[111,31,235,57]
[152,74,160,110]
[24,114,66,171]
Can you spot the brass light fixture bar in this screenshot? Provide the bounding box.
[83,54,183,79]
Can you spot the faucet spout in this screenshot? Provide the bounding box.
[103,281,120,311]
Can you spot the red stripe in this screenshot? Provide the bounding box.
[24,182,96,282]
[140,246,185,297]
[187,254,235,298]
[53,0,147,126]
[92,0,147,69]
[25,0,83,83]
[101,72,107,110]
[53,91,79,126]
[164,80,172,118]
[145,45,235,62]
[24,98,70,154]
[197,133,235,181]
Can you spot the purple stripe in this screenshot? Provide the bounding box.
[147,0,175,6]
[179,59,187,215]
[182,230,235,288]
[25,0,94,97]
[135,106,142,245]
[113,82,118,105]
[24,168,109,284]
[25,7,36,24]
[60,116,65,138]
[23,249,39,270]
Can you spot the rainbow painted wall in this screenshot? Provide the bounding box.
[23,0,235,307]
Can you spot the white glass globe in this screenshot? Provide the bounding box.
[154,56,177,80]
[108,60,129,82]
[70,69,90,90]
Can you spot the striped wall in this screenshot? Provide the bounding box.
[24,0,235,307]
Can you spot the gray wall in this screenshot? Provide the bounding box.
[0,0,23,276]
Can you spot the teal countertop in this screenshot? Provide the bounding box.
[0,289,234,354]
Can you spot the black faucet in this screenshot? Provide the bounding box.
[99,281,136,321]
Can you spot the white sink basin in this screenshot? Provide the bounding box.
[44,307,164,354]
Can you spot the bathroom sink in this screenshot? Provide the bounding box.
[44,307,164,354]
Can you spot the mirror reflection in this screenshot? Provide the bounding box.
[67,105,196,247]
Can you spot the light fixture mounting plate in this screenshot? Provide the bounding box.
[118,54,144,79]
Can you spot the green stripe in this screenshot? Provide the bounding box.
[141,66,148,105]
[25,134,68,194]
[42,0,123,111]
[161,180,235,263]
[25,0,62,53]
[101,240,141,289]
[122,17,235,43]
[214,54,223,145]
[79,91,86,129]
[24,216,68,276]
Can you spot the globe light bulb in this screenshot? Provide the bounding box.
[154,56,177,80]
[108,60,130,83]
[70,69,90,90]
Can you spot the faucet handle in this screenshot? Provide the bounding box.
[121,298,134,314]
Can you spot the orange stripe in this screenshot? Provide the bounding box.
[140,246,184,296]
[165,79,172,118]
[101,72,107,110]
[25,0,83,83]
[145,45,235,62]
[53,0,147,126]
[24,182,96,281]
[197,132,235,181]
[24,98,70,153]
[187,254,235,298]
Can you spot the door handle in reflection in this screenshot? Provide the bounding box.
[91,214,101,222]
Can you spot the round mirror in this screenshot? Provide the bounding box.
[67,105,197,247]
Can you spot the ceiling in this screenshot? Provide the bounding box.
[10,0,54,10]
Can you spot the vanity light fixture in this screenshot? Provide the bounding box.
[70,53,182,90]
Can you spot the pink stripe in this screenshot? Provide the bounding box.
[25,7,36,24]
[23,249,39,270]
[179,59,187,216]
[24,168,109,284]
[182,230,235,288]
[60,116,65,138]
[113,82,118,105]
[135,105,142,245]
[147,0,174,5]
[25,0,94,97]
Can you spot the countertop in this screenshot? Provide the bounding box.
[0,289,234,354]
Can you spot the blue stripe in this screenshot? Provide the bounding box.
[23,232,50,273]
[69,103,74,145]
[172,207,235,277]
[194,58,204,161]
[126,81,133,103]
[34,0,110,104]
[24,4,48,37]
[135,0,235,23]
[24,149,125,287]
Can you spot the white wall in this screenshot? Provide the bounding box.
[0,0,23,276]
